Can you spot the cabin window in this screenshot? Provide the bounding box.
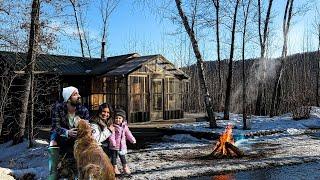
[152,79,162,111]
[129,76,148,112]
[182,81,190,111]
[166,78,182,110]
[90,76,126,110]
[114,77,126,109]
[90,94,106,110]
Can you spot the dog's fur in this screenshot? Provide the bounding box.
[74,119,115,180]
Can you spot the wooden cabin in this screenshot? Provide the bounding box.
[89,54,189,122]
[0,51,189,123]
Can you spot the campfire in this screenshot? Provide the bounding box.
[210,124,244,158]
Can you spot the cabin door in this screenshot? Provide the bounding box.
[151,79,163,120]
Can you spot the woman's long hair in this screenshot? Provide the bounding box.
[94,103,114,126]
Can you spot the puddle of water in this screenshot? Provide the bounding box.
[309,132,320,140]
[190,161,320,180]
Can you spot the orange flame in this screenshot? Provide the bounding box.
[213,174,236,180]
[213,124,235,156]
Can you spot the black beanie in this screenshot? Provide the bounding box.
[115,109,126,120]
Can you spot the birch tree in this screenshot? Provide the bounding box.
[13,0,40,145]
[270,0,295,117]
[255,0,273,115]
[223,0,240,120]
[175,0,217,127]
[314,7,320,106]
[100,0,120,60]
[241,0,252,129]
[212,0,222,110]
[69,0,85,57]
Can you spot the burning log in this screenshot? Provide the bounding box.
[225,142,244,157]
[210,124,244,158]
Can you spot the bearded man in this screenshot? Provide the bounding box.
[48,86,89,180]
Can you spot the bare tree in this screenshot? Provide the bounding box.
[255,0,274,115]
[0,60,19,136]
[241,0,252,129]
[13,0,40,145]
[100,0,120,60]
[0,2,9,15]
[175,0,217,127]
[79,10,92,58]
[270,0,295,117]
[314,7,320,106]
[212,0,223,110]
[69,0,85,57]
[223,0,241,120]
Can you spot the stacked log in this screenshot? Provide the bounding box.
[210,124,244,158]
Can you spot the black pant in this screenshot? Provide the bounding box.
[109,149,127,165]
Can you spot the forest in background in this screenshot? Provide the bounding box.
[184,51,320,115]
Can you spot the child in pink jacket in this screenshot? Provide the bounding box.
[109,108,136,175]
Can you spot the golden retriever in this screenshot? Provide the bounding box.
[74,119,115,180]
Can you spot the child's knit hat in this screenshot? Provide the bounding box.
[114,109,126,120]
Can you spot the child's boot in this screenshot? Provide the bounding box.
[123,164,131,174]
[113,165,121,175]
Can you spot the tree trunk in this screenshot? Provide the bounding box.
[70,0,85,57]
[316,25,320,107]
[212,0,222,110]
[255,0,273,115]
[29,67,34,147]
[175,0,217,127]
[13,75,31,144]
[13,0,40,145]
[100,0,120,61]
[271,0,294,117]
[223,0,240,120]
[0,113,3,136]
[242,0,251,129]
[79,12,92,58]
[316,58,320,107]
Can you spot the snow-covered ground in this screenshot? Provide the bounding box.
[1,108,320,179]
[0,139,49,179]
[173,109,320,137]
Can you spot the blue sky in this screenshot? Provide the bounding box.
[56,1,175,58]
[54,0,320,66]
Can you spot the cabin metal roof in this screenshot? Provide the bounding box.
[0,51,189,79]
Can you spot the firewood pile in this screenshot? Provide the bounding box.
[210,124,244,158]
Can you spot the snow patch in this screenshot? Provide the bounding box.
[0,140,49,179]
[286,128,305,135]
[310,106,320,118]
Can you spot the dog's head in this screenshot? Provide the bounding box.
[76,119,92,138]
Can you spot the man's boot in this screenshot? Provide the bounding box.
[48,146,60,180]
